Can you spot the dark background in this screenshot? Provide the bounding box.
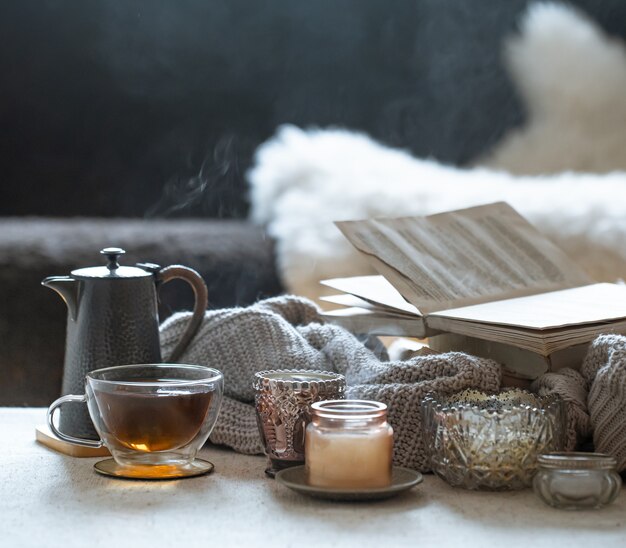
[2,0,625,218]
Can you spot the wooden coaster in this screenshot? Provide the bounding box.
[35,424,111,458]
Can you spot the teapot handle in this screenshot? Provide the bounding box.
[158,265,208,362]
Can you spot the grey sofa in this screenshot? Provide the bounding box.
[2,0,625,405]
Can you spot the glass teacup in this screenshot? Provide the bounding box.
[47,364,223,475]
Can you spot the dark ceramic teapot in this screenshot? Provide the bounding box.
[42,247,208,439]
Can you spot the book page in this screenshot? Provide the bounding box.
[320,275,420,315]
[321,294,419,318]
[321,293,382,310]
[429,283,626,330]
[336,202,591,314]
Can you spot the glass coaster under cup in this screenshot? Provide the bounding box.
[253,370,345,477]
[94,457,215,480]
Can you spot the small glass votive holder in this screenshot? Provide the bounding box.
[305,399,394,489]
[253,370,345,477]
[533,452,622,510]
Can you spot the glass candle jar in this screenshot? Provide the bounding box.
[533,452,622,510]
[305,399,393,489]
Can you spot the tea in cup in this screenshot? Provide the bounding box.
[47,364,223,478]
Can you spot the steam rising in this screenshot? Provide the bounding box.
[147,134,245,218]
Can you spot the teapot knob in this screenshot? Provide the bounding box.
[100,247,126,271]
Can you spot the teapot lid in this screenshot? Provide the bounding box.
[71,248,154,279]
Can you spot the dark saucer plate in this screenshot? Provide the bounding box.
[275,466,423,501]
[94,458,214,480]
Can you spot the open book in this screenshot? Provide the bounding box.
[322,202,626,376]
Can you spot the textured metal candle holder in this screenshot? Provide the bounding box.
[421,389,565,491]
[253,370,345,477]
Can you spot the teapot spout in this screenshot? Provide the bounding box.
[42,276,78,321]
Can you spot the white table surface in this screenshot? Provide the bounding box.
[2,408,625,548]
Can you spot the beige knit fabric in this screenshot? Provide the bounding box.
[531,368,591,451]
[160,296,501,472]
[581,334,626,471]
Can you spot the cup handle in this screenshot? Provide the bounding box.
[158,265,208,362]
[47,394,104,448]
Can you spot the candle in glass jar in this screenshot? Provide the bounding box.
[305,400,393,489]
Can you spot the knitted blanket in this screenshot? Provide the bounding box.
[582,335,626,470]
[160,296,501,472]
[532,334,626,472]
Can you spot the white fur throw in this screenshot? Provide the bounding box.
[248,3,626,300]
[481,2,626,174]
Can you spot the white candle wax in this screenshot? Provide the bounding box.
[305,428,393,489]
